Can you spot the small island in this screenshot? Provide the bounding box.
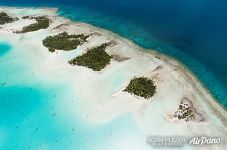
[124,77,156,99]
[68,42,112,71]
[173,98,204,122]
[1,7,226,149]
[0,12,18,25]
[43,32,89,52]
[17,16,50,33]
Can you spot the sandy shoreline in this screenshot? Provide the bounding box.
[1,6,226,149]
[75,11,227,123]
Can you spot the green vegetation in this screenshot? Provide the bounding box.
[124,77,156,99]
[175,102,195,121]
[43,32,89,52]
[177,107,195,120]
[17,16,50,33]
[68,43,112,71]
[0,12,18,25]
[22,16,30,19]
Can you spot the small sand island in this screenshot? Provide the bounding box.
[69,42,112,71]
[0,12,18,25]
[124,77,156,99]
[0,7,226,149]
[43,32,89,52]
[16,16,50,33]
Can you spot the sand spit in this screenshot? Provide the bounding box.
[0,7,226,150]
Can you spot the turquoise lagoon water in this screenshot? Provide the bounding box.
[0,42,149,149]
[0,1,226,107]
[0,1,227,149]
[0,0,227,107]
[0,43,11,57]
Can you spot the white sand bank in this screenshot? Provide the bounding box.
[0,7,226,150]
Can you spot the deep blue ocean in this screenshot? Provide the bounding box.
[1,0,226,107]
[0,0,227,149]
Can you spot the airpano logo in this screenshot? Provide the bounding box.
[189,136,222,146]
[146,136,226,147]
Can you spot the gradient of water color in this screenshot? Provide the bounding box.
[0,1,227,149]
[0,41,150,150]
[0,43,11,57]
[0,0,226,107]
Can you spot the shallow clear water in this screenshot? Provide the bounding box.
[0,0,226,107]
[0,43,11,57]
[0,42,149,149]
[0,1,227,149]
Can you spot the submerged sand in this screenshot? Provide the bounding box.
[0,7,226,150]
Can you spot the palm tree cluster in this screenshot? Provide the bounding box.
[17,16,50,33]
[0,12,18,25]
[68,42,112,71]
[124,77,156,99]
[42,32,89,52]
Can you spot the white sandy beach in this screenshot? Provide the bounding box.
[0,7,226,150]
